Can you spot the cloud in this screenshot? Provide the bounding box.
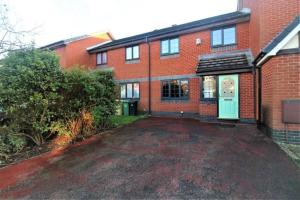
[4,0,237,46]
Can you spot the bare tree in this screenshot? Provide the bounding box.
[0,2,34,56]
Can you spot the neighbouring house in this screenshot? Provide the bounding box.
[41,32,113,69]
[239,0,300,144]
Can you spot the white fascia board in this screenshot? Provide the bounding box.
[257,23,300,66]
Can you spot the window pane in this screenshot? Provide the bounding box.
[127,83,132,98]
[96,53,102,65]
[170,80,179,98]
[133,46,139,59]
[133,83,139,98]
[162,81,169,98]
[126,47,132,60]
[120,85,126,98]
[224,27,236,45]
[161,40,169,54]
[102,52,107,64]
[180,80,189,97]
[212,29,222,46]
[170,38,179,53]
[203,76,216,99]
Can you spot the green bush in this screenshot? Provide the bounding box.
[60,68,116,120]
[0,48,116,156]
[0,126,27,160]
[0,48,64,147]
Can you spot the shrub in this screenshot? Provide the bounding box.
[0,48,64,147]
[0,126,27,159]
[0,49,116,155]
[55,68,116,137]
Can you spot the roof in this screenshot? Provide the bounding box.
[40,35,90,50]
[263,15,300,53]
[196,50,253,75]
[88,10,251,53]
[40,31,114,50]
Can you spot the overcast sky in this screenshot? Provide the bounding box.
[5,0,238,47]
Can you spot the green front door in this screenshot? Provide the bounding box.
[218,74,239,119]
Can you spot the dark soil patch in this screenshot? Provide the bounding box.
[0,143,50,168]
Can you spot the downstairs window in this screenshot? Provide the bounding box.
[120,83,140,99]
[161,79,189,100]
[202,76,216,100]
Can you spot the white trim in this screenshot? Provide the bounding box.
[257,23,300,66]
[86,41,112,51]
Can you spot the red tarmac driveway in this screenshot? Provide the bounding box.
[0,117,300,199]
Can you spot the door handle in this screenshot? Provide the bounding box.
[224,99,232,101]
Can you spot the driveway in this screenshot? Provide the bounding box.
[0,117,300,199]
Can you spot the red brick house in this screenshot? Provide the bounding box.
[239,0,300,144]
[48,0,298,144]
[87,10,256,123]
[41,32,113,69]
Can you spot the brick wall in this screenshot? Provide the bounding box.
[259,0,300,50]
[262,54,300,132]
[238,0,299,56]
[240,73,255,119]
[55,33,112,69]
[151,78,200,114]
[93,20,255,121]
[100,23,250,80]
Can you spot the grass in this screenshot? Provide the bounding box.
[111,115,145,128]
[277,143,300,168]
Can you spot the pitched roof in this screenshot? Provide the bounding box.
[263,15,300,53]
[40,35,90,50]
[40,32,113,50]
[87,10,251,53]
[196,50,253,75]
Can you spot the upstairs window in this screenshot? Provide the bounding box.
[96,52,107,65]
[120,82,140,99]
[161,79,189,100]
[161,38,179,55]
[202,76,216,100]
[126,45,139,60]
[211,26,236,47]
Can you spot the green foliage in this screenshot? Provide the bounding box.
[60,68,116,120]
[0,126,27,157]
[0,48,64,147]
[0,48,116,157]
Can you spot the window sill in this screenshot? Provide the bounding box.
[160,53,179,59]
[96,65,114,71]
[97,63,108,66]
[125,59,140,64]
[200,99,217,104]
[96,64,108,67]
[161,99,189,103]
[120,98,140,101]
[211,44,237,52]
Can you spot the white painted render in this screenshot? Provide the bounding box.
[257,24,300,66]
[282,33,299,49]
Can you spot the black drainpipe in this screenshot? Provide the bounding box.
[258,66,262,126]
[253,64,257,124]
[146,36,152,115]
